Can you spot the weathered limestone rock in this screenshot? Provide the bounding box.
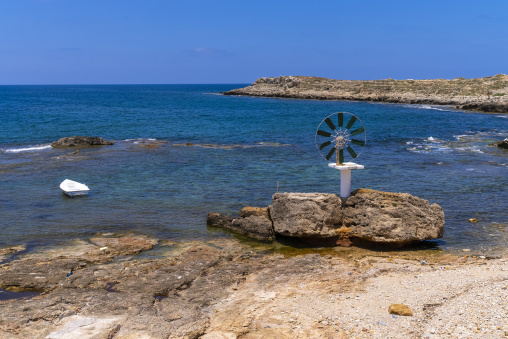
[51,136,114,148]
[270,193,342,238]
[343,189,444,245]
[0,235,158,292]
[208,190,444,247]
[207,212,275,241]
[239,206,270,219]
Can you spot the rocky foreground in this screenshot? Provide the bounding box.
[223,74,508,114]
[1,234,507,338]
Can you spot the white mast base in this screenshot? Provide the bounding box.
[328,162,364,198]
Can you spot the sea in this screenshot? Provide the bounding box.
[0,85,507,254]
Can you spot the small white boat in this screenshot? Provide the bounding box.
[60,179,90,197]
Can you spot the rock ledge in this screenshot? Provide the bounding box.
[208,189,444,247]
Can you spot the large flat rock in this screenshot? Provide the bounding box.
[343,189,444,245]
[270,193,343,238]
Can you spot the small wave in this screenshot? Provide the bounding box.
[496,115,508,119]
[4,145,52,153]
[124,138,157,142]
[411,104,454,112]
[456,146,484,154]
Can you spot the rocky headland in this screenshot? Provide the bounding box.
[223,74,508,114]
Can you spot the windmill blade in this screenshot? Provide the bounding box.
[345,116,357,129]
[338,113,344,127]
[326,147,336,160]
[350,126,365,136]
[339,148,344,164]
[319,140,332,150]
[351,139,365,146]
[325,118,336,130]
[317,130,331,137]
[346,146,358,158]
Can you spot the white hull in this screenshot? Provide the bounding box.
[60,179,90,197]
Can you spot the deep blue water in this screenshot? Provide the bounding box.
[1,85,507,253]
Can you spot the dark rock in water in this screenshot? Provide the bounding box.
[343,189,444,246]
[491,138,508,149]
[270,193,343,238]
[51,136,114,148]
[207,212,235,228]
[206,212,275,241]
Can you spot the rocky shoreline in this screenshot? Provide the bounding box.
[1,234,507,338]
[223,74,508,114]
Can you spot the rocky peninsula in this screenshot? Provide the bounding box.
[223,74,508,114]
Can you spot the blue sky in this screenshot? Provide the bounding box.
[1,0,507,84]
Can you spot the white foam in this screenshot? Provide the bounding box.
[427,136,435,141]
[124,138,157,144]
[496,115,508,119]
[4,145,52,153]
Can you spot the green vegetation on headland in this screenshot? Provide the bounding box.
[223,74,508,113]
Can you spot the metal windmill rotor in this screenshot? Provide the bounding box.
[315,112,366,165]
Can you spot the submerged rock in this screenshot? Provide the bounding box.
[51,136,114,148]
[491,138,508,149]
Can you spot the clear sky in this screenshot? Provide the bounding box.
[1,0,507,84]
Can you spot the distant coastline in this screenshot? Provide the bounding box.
[223,74,508,114]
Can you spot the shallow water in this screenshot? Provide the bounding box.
[0,85,507,253]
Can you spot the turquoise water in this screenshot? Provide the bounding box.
[1,85,507,253]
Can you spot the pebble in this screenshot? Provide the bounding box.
[462,249,471,252]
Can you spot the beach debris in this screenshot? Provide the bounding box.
[388,304,413,316]
[462,249,471,252]
[469,218,478,223]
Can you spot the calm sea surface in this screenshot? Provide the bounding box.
[0,85,507,253]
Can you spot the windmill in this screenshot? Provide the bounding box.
[315,112,366,198]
